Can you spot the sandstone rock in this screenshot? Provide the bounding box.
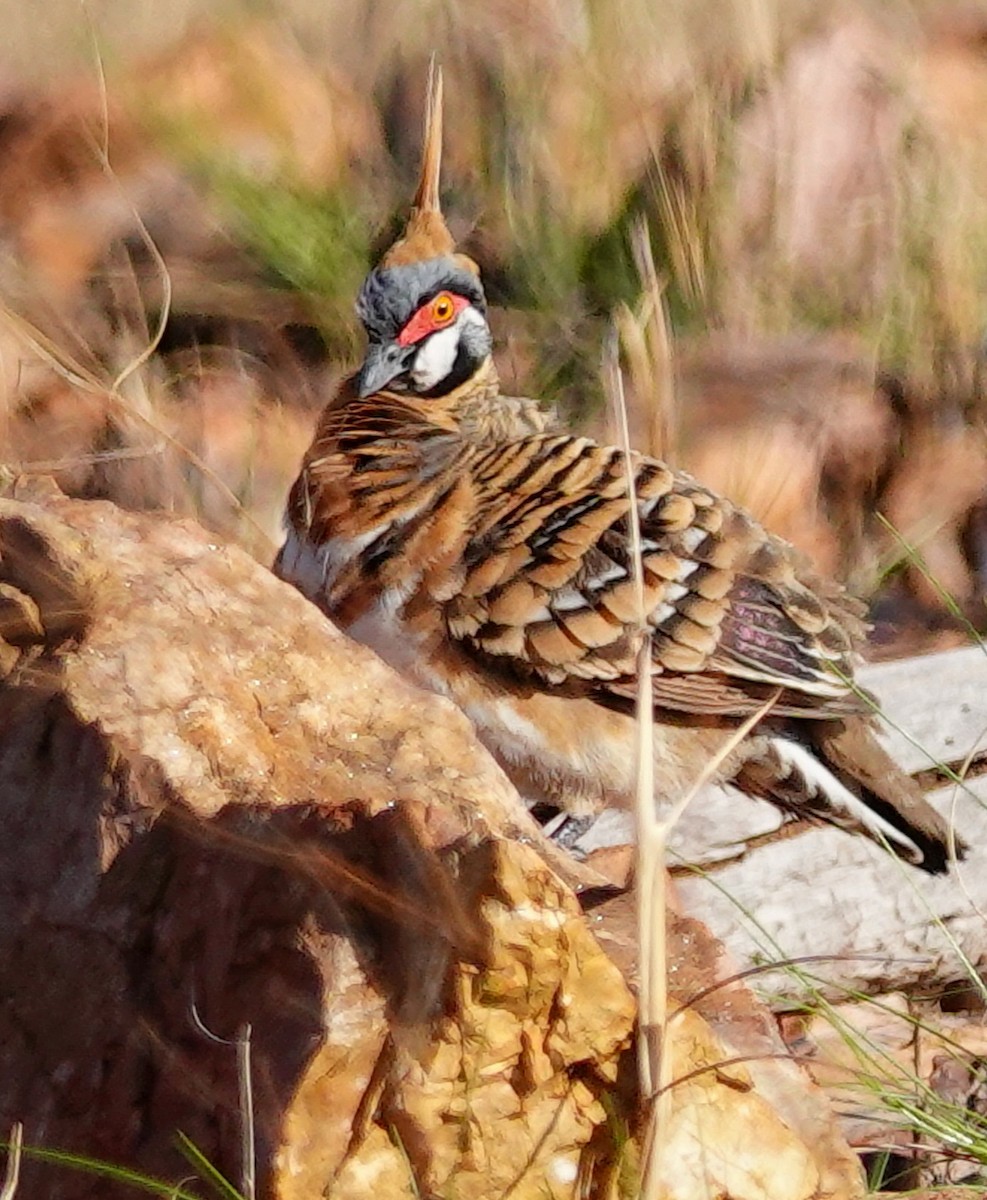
[589,890,865,1200]
[0,483,864,1198]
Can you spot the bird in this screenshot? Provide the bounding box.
[276,66,960,875]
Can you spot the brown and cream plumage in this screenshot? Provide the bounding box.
[276,67,960,873]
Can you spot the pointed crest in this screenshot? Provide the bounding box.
[380,60,477,274]
[412,57,444,217]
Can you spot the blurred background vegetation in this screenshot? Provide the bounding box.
[1,0,986,654]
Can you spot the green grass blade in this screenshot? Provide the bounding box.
[2,1141,204,1199]
[175,1132,244,1200]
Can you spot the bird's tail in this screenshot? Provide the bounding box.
[737,718,962,873]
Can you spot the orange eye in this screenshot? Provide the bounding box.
[431,293,455,324]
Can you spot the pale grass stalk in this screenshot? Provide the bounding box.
[602,326,662,1190]
[603,326,657,1089]
[632,217,676,460]
[88,29,171,400]
[0,1123,22,1200]
[636,694,778,1196]
[190,1001,256,1199]
[606,318,780,1197]
[611,224,672,465]
[650,143,708,313]
[1,445,171,474]
[632,630,658,1102]
[236,1024,256,1200]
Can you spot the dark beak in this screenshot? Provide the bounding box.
[355,341,416,397]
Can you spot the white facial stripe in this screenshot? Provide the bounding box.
[412,323,460,390]
[410,306,486,391]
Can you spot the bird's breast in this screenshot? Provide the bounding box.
[438,669,741,816]
[278,523,448,681]
[278,523,385,609]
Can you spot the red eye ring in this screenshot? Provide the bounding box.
[396,291,465,346]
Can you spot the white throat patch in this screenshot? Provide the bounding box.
[411,307,484,391]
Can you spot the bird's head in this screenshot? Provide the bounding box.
[354,257,492,399]
[353,63,494,402]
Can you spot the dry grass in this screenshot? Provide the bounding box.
[0,2,984,647]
